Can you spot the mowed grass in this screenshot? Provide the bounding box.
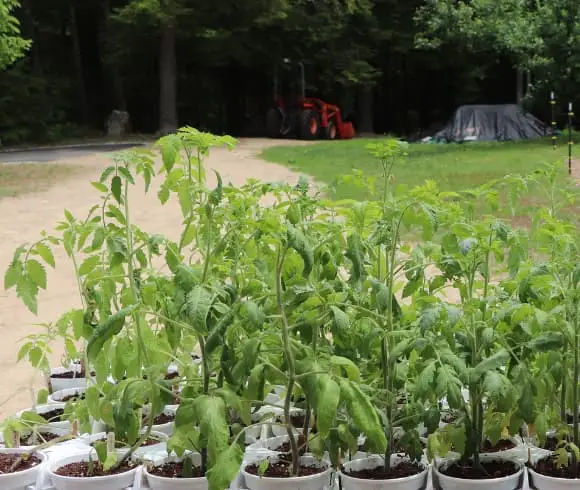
[0,162,80,199]
[262,137,580,226]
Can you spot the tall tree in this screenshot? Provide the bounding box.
[0,0,31,70]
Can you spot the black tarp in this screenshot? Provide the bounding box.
[433,104,550,143]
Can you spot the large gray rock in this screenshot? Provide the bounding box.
[107,110,131,137]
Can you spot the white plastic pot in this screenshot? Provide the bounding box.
[0,425,71,449]
[47,365,87,393]
[48,450,140,490]
[85,430,168,458]
[270,408,306,438]
[434,455,524,490]
[0,448,46,489]
[340,455,428,490]
[16,403,71,432]
[144,405,178,436]
[48,387,87,405]
[528,463,580,489]
[242,455,332,490]
[143,452,208,490]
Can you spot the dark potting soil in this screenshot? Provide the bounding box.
[38,408,65,422]
[343,461,424,480]
[533,455,580,479]
[50,370,84,379]
[440,460,519,479]
[565,413,580,425]
[0,453,42,473]
[91,436,161,448]
[481,439,516,453]
[441,411,458,423]
[164,371,180,380]
[245,461,326,478]
[541,435,572,452]
[60,392,86,402]
[55,459,136,477]
[143,412,175,425]
[23,431,62,445]
[148,461,205,478]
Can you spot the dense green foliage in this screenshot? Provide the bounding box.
[3,130,580,484]
[0,0,560,145]
[0,0,29,70]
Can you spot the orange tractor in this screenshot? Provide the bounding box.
[266,59,355,140]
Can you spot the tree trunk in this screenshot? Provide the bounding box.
[159,20,177,135]
[22,0,42,74]
[69,0,89,125]
[357,86,374,135]
[516,68,523,106]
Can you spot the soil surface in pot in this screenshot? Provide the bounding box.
[164,371,180,380]
[441,411,458,424]
[38,408,65,422]
[59,392,86,402]
[0,453,42,473]
[148,461,205,478]
[481,439,516,453]
[245,461,326,478]
[143,412,175,425]
[343,461,424,480]
[50,370,85,379]
[23,431,62,445]
[55,459,136,477]
[541,434,571,452]
[533,455,580,479]
[440,460,519,480]
[274,435,308,460]
[91,436,163,448]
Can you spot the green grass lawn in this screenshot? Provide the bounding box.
[262,137,580,226]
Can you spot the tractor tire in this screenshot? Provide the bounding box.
[324,120,338,140]
[266,108,283,138]
[299,109,320,140]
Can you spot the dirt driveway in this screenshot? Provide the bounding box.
[0,138,307,418]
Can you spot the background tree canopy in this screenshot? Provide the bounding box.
[0,0,577,145]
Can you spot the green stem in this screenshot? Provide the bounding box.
[276,246,299,476]
[201,210,212,283]
[574,301,579,446]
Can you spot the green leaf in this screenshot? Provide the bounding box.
[528,333,564,352]
[245,301,264,328]
[26,260,46,289]
[86,306,135,363]
[339,379,386,453]
[316,376,340,437]
[16,277,38,314]
[346,234,365,282]
[184,286,212,335]
[4,262,20,289]
[193,396,229,467]
[206,443,244,490]
[100,166,115,183]
[471,350,509,382]
[330,306,349,332]
[287,226,314,277]
[160,137,179,172]
[91,181,108,193]
[79,255,100,276]
[415,361,436,398]
[484,371,513,405]
[111,175,122,203]
[534,413,548,446]
[36,243,55,268]
[436,365,463,410]
[330,356,360,381]
[118,166,135,184]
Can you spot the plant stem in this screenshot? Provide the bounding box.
[574,301,579,446]
[276,246,299,476]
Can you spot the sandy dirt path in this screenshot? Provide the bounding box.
[0,138,308,418]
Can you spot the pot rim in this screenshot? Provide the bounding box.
[434,456,524,482]
[339,456,428,483]
[242,456,331,482]
[0,448,46,477]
